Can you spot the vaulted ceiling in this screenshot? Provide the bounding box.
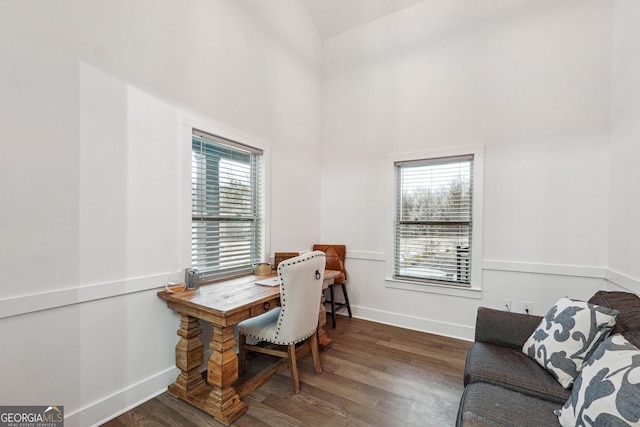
[302,0,424,39]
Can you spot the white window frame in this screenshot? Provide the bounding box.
[180,113,270,282]
[385,145,483,298]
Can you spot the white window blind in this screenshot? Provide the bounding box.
[192,130,263,281]
[394,155,473,286]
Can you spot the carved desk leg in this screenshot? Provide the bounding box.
[168,314,207,399]
[205,324,247,424]
[318,278,334,351]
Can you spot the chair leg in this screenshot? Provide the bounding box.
[326,283,352,327]
[340,283,353,318]
[288,343,300,394]
[329,283,337,328]
[310,332,322,374]
[238,333,246,375]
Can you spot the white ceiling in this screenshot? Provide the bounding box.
[302,0,424,39]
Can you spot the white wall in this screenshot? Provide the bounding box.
[609,0,640,295]
[320,0,618,338]
[0,1,321,426]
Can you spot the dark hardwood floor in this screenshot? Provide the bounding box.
[103,316,472,427]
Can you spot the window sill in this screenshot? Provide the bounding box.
[384,277,482,299]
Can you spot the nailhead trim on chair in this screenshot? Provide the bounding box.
[241,330,316,346]
[277,264,285,339]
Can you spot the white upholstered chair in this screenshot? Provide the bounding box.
[237,251,326,394]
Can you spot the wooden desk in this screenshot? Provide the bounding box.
[158,270,339,425]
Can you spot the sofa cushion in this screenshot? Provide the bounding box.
[456,382,561,427]
[556,334,640,426]
[464,342,571,404]
[522,297,618,388]
[589,290,640,349]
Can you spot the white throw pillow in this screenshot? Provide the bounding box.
[556,334,640,426]
[522,297,618,388]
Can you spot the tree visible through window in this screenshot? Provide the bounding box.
[394,155,473,285]
[191,130,263,281]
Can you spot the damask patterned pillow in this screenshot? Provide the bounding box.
[556,334,640,426]
[522,297,618,388]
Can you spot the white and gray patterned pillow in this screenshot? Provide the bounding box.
[522,297,618,388]
[556,334,640,426]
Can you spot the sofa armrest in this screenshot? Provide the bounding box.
[474,307,543,349]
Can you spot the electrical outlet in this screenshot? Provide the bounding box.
[523,301,533,314]
[503,299,512,312]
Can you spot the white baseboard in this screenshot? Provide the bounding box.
[351,306,474,342]
[64,367,178,427]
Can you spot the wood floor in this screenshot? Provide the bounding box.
[103,316,472,427]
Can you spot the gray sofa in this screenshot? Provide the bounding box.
[456,291,640,427]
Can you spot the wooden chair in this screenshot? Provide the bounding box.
[313,244,352,328]
[238,251,326,394]
[274,251,299,270]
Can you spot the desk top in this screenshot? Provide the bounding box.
[158,270,339,327]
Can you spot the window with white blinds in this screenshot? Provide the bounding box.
[394,155,473,286]
[192,130,263,281]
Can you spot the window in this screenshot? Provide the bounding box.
[191,129,263,281]
[394,155,474,286]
